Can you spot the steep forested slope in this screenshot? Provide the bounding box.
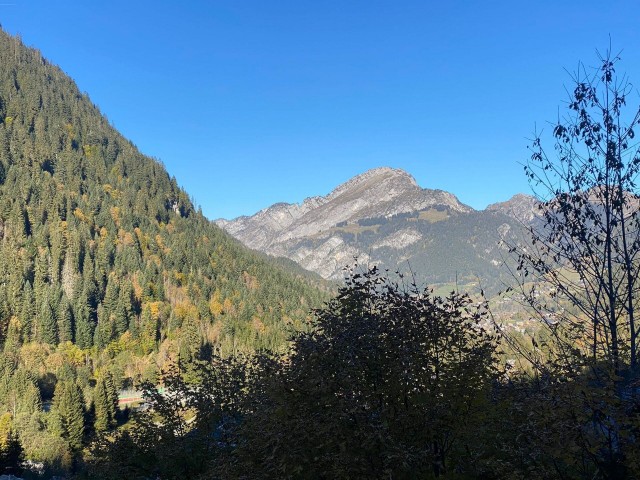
[0,29,329,468]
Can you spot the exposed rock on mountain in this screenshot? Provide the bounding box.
[486,193,540,223]
[217,168,530,293]
[217,167,471,252]
[216,167,471,248]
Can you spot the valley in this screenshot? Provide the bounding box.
[0,14,638,479]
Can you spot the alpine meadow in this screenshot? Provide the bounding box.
[1,15,640,480]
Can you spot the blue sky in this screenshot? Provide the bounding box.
[2,1,640,219]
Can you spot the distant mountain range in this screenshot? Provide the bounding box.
[217,167,539,294]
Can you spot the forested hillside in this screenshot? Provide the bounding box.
[0,29,329,470]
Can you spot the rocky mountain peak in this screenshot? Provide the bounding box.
[329,167,418,197]
[215,167,473,272]
[325,167,422,207]
[486,193,539,223]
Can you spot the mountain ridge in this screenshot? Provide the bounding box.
[217,167,536,286]
[216,166,475,250]
[486,193,540,223]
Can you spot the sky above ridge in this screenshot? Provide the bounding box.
[2,1,640,219]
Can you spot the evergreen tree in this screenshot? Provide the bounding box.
[49,220,66,284]
[73,301,93,350]
[61,250,78,299]
[93,304,113,349]
[93,379,110,432]
[82,271,98,323]
[102,276,119,318]
[33,249,49,300]
[0,431,24,476]
[7,369,42,415]
[36,295,57,345]
[20,382,43,416]
[51,381,84,451]
[113,300,128,337]
[57,295,74,343]
[118,279,135,318]
[8,204,28,243]
[19,281,35,342]
[104,372,118,427]
[139,308,158,355]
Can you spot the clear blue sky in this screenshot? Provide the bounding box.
[2,1,640,219]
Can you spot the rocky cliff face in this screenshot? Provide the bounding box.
[217,167,471,251]
[486,193,540,223]
[216,168,530,290]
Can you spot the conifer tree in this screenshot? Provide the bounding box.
[8,204,27,243]
[93,304,113,349]
[103,372,118,425]
[73,301,93,349]
[82,273,99,323]
[7,258,24,319]
[0,129,8,175]
[61,251,78,299]
[119,279,136,317]
[57,295,74,343]
[51,381,84,451]
[0,431,24,476]
[95,239,113,293]
[113,300,128,337]
[139,308,158,355]
[102,276,119,318]
[19,381,42,416]
[37,296,57,345]
[5,369,42,416]
[19,281,35,342]
[34,249,49,299]
[93,379,110,432]
[49,221,65,284]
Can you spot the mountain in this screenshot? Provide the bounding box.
[486,193,540,223]
[218,169,537,293]
[0,28,331,468]
[217,167,470,252]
